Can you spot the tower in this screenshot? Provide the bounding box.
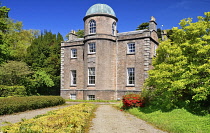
[83,4,118,100]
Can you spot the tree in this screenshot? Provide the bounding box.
[0,5,39,63]
[145,12,210,110]
[136,22,149,30]
[65,29,84,39]
[75,29,84,38]
[0,5,10,64]
[25,31,63,95]
[0,61,32,86]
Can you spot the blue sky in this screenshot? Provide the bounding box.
[2,0,210,38]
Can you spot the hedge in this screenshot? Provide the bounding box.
[1,103,96,133]
[0,96,65,115]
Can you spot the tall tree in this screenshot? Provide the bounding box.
[25,31,63,95]
[0,5,10,63]
[0,5,38,63]
[145,12,210,109]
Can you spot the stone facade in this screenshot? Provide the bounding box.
[60,4,158,100]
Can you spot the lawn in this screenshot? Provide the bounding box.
[118,104,210,133]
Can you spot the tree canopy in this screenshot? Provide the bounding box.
[0,4,64,96]
[136,22,149,30]
[65,29,84,39]
[25,31,63,95]
[145,12,210,110]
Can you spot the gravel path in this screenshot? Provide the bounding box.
[1,103,167,133]
[89,105,167,133]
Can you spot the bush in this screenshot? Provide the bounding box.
[0,85,27,97]
[0,96,65,115]
[122,93,145,109]
[1,103,96,133]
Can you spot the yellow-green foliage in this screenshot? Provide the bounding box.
[145,12,210,109]
[1,103,96,133]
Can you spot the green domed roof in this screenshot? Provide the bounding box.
[86,4,116,17]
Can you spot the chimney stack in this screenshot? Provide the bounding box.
[149,16,157,32]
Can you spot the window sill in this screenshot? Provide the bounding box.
[70,57,77,59]
[88,53,96,55]
[70,85,77,87]
[89,33,96,35]
[127,53,135,55]
[87,85,95,87]
[126,85,135,87]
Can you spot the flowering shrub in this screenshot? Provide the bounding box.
[122,94,145,109]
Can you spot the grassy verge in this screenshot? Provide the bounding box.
[1,103,97,133]
[119,104,210,133]
[66,99,120,103]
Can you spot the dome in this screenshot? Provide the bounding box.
[86,4,116,17]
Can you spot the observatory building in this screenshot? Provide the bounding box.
[60,4,158,100]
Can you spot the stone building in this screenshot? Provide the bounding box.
[60,4,158,100]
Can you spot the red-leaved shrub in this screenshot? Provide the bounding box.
[122,94,145,109]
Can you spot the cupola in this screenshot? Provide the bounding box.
[85,4,116,17]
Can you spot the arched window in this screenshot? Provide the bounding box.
[112,22,116,35]
[89,20,96,34]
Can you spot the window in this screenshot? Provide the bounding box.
[71,70,76,86]
[127,43,135,54]
[154,44,157,56]
[88,95,95,100]
[88,67,95,85]
[112,22,116,35]
[71,49,77,58]
[127,68,135,85]
[89,20,96,34]
[88,43,96,53]
[70,94,76,100]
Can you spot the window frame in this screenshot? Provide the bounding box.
[88,43,96,54]
[71,49,77,58]
[112,22,116,35]
[88,67,95,85]
[154,44,157,56]
[88,95,95,100]
[127,43,135,54]
[127,68,135,86]
[70,70,77,86]
[70,94,76,100]
[89,20,96,34]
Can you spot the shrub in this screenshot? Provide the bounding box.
[1,103,96,133]
[0,85,27,97]
[122,93,145,109]
[0,96,65,115]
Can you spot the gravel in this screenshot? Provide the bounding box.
[89,105,167,133]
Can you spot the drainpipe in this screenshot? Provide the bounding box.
[115,37,118,100]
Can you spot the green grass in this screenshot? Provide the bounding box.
[66,99,120,103]
[124,106,210,133]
